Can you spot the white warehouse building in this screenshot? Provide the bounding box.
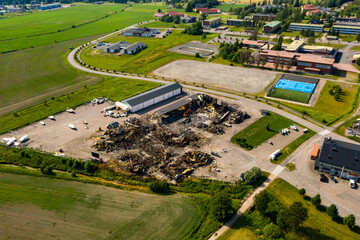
[121,83,182,113]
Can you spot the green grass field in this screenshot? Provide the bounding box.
[0,77,159,134]
[231,112,293,150]
[279,81,359,125]
[0,172,200,240]
[0,35,104,116]
[268,88,312,103]
[334,114,360,143]
[80,30,218,74]
[350,46,360,51]
[315,42,346,49]
[340,34,357,42]
[217,3,246,12]
[218,178,360,240]
[0,3,166,52]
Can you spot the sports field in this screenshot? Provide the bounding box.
[0,3,165,52]
[280,82,360,125]
[268,88,312,103]
[0,172,200,240]
[218,178,360,240]
[80,30,218,74]
[231,112,293,150]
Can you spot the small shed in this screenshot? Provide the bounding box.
[311,144,320,160]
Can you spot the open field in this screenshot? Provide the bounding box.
[231,112,293,150]
[0,77,159,134]
[217,3,246,12]
[268,88,312,103]
[80,31,218,74]
[0,172,200,240]
[0,35,104,117]
[153,60,277,93]
[351,46,360,51]
[340,34,357,42]
[140,20,189,29]
[218,178,360,240]
[279,81,359,125]
[334,114,360,143]
[0,3,164,52]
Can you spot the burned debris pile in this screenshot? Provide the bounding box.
[93,94,248,181]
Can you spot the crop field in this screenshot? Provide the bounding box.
[0,3,166,52]
[268,88,312,103]
[0,173,200,240]
[80,30,218,74]
[218,178,360,240]
[280,81,359,125]
[217,3,246,12]
[231,112,293,150]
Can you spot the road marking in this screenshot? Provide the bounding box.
[272,165,284,176]
[319,130,330,136]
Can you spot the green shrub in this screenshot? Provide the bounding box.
[263,223,283,239]
[244,167,261,184]
[149,181,170,194]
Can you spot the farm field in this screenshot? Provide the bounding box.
[217,3,246,12]
[0,76,159,134]
[80,30,218,74]
[0,3,164,52]
[231,112,293,150]
[268,88,312,103]
[279,81,359,125]
[218,178,360,240]
[0,172,200,240]
[0,35,103,116]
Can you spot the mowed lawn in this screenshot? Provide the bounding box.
[0,77,159,134]
[218,178,360,240]
[268,88,312,104]
[0,3,164,52]
[81,30,218,74]
[0,173,200,240]
[281,81,359,125]
[231,112,293,150]
[0,35,103,116]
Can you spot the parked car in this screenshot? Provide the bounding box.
[240,171,248,181]
[320,174,328,182]
[350,179,356,189]
[331,177,338,183]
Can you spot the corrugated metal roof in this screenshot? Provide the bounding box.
[264,21,281,28]
[122,83,182,107]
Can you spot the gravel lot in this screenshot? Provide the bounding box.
[153,60,278,94]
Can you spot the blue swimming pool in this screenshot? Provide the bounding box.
[274,79,316,94]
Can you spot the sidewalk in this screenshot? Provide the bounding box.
[208,174,277,240]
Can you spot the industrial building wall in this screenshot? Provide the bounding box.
[130,88,181,113]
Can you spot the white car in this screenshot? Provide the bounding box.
[349,179,356,189]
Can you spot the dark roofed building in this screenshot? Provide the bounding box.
[121,83,182,112]
[315,137,360,180]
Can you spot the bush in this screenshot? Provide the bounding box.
[254,190,270,214]
[41,166,53,175]
[210,191,234,221]
[298,188,306,196]
[327,204,338,219]
[244,167,261,184]
[71,170,77,177]
[195,52,200,58]
[263,223,283,239]
[311,194,321,208]
[149,181,170,194]
[344,214,356,229]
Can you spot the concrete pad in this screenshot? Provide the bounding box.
[152,60,278,94]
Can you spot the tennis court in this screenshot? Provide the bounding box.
[275,79,316,94]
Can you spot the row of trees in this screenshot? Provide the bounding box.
[305,190,356,229]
